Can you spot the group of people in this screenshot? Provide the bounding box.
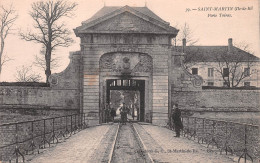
[104,104,116,123]
[104,102,130,124]
[104,102,183,137]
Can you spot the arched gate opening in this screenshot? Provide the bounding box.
[104,79,145,122]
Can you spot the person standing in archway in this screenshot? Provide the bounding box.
[110,107,116,122]
[104,104,110,123]
[119,102,128,124]
[172,104,183,137]
[132,106,135,120]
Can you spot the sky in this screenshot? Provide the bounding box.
[0,0,259,82]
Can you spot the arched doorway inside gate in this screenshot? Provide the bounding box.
[103,79,145,122]
[99,52,153,124]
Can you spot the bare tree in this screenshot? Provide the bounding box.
[15,65,42,82]
[20,0,77,83]
[1,53,13,71]
[234,41,254,54]
[173,22,199,47]
[34,47,61,71]
[0,5,17,76]
[173,22,200,71]
[206,43,258,88]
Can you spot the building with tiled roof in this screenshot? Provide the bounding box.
[176,46,260,63]
[176,39,260,87]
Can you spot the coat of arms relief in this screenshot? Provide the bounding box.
[100,53,153,74]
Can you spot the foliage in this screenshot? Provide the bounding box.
[213,48,257,88]
[14,65,42,82]
[20,0,77,83]
[173,22,199,47]
[0,4,17,76]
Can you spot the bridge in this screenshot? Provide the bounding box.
[0,4,259,163]
[0,113,258,163]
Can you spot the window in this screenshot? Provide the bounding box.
[244,68,250,77]
[223,68,229,77]
[207,82,214,86]
[208,68,214,77]
[192,68,198,75]
[244,82,250,87]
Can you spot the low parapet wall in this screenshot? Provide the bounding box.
[172,88,260,112]
[0,86,80,110]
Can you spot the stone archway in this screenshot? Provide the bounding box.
[99,52,153,123]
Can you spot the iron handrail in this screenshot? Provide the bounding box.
[180,116,258,163]
[0,113,88,163]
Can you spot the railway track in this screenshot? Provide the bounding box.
[109,123,154,163]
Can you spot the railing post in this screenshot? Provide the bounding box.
[11,123,24,163]
[225,122,228,155]
[193,117,197,140]
[74,114,77,134]
[43,119,46,148]
[66,115,68,131]
[238,124,253,163]
[187,117,190,138]
[207,120,218,149]
[64,115,70,138]
[57,117,64,139]
[77,114,79,129]
[29,121,36,154]
[70,115,73,133]
[15,124,18,163]
[48,118,58,144]
[202,119,205,143]
[181,117,183,136]
[52,118,55,143]
[83,113,87,128]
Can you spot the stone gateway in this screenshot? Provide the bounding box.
[47,5,202,126]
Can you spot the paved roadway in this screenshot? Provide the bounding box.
[26,123,235,163]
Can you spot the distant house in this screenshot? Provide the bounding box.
[176,39,260,87]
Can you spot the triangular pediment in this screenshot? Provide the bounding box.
[74,6,178,35]
[82,12,172,33]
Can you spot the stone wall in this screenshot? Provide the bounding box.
[0,53,82,114]
[0,86,79,110]
[0,108,78,124]
[172,89,260,112]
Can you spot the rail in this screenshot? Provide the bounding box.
[0,113,88,163]
[180,116,259,163]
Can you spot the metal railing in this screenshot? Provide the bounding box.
[0,113,88,163]
[180,116,259,163]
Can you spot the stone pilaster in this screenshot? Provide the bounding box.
[82,52,100,126]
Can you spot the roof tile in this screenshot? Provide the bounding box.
[175,46,260,62]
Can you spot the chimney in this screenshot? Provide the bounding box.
[228,38,233,52]
[182,38,186,53]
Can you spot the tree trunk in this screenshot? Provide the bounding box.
[0,55,2,75]
[0,35,4,77]
[45,47,51,83]
[0,62,2,77]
